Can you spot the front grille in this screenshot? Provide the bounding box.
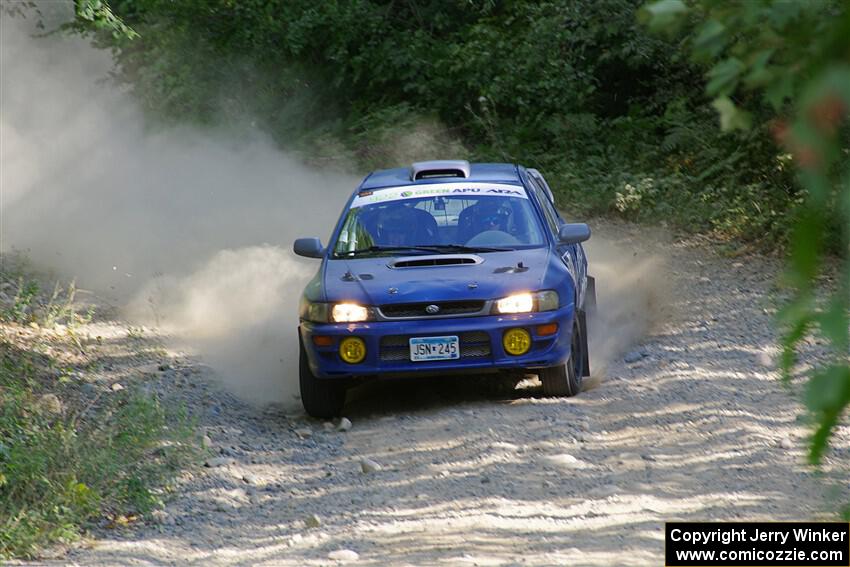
[379,300,485,319]
[379,331,491,362]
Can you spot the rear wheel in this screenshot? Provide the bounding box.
[539,320,584,397]
[299,337,347,418]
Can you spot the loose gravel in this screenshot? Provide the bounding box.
[60,219,849,566]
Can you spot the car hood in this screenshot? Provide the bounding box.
[322,248,555,305]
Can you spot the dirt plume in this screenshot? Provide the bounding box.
[2,10,351,406]
[127,247,316,404]
[584,220,673,383]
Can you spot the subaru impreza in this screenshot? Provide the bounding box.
[294,160,594,417]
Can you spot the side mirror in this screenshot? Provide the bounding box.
[558,223,591,245]
[293,237,325,258]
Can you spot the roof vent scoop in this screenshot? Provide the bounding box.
[410,160,470,181]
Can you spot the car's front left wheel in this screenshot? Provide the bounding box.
[539,318,584,397]
[299,337,347,418]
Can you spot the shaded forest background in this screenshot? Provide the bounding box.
[74,0,838,251]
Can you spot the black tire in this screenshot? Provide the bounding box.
[299,337,347,419]
[539,320,583,397]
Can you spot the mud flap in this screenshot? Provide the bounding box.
[585,275,597,317]
[578,309,591,377]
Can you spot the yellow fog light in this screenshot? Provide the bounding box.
[503,328,531,356]
[339,337,366,364]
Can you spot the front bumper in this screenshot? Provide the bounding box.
[299,304,575,379]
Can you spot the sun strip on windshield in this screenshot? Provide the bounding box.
[351,182,528,208]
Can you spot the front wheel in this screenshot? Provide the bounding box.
[539,320,584,397]
[299,337,347,418]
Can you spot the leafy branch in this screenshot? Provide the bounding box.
[643,0,850,465]
[72,0,137,40]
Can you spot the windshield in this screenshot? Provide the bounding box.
[332,183,547,257]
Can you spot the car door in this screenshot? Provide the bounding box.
[526,174,587,309]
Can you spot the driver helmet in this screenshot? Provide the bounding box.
[378,203,415,245]
[475,200,509,232]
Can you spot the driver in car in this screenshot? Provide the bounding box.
[472,201,509,235]
[376,203,417,246]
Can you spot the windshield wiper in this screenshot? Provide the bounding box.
[425,244,513,253]
[339,245,447,257]
[338,244,511,257]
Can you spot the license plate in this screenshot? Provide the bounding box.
[409,336,460,362]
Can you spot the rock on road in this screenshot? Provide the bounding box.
[65,220,849,566]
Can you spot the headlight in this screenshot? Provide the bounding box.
[535,290,560,311]
[331,303,369,322]
[300,300,373,323]
[495,293,534,314]
[493,290,559,314]
[300,299,330,322]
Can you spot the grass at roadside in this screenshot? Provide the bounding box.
[0,258,199,559]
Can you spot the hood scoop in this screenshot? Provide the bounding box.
[389,254,482,269]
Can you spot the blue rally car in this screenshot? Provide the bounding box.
[293,160,595,418]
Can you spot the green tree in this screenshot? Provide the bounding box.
[644,0,850,465]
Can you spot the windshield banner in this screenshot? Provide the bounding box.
[351,183,528,208]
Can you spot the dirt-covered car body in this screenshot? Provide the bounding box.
[294,161,593,417]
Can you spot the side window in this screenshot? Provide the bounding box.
[528,178,560,235]
[533,172,563,222]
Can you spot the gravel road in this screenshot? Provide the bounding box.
[61,219,848,566]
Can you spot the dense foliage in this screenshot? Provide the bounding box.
[645,0,850,468]
[73,0,804,248]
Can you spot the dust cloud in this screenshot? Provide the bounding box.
[584,222,672,384]
[2,9,352,405]
[126,247,315,404]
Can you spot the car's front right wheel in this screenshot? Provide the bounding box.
[299,337,347,418]
[539,319,584,397]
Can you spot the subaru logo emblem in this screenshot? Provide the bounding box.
[425,304,440,314]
